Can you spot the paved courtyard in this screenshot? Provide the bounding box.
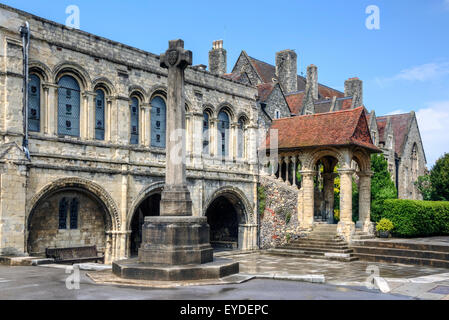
[1,251,449,300]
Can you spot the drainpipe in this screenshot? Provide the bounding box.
[20,22,30,160]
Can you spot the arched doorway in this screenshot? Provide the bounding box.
[129,193,161,256]
[27,189,109,257]
[205,188,251,251]
[206,196,239,250]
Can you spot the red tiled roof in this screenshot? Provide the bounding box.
[376,118,387,143]
[377,113,413,157]
[257,83,276,102]
[285,91,305,114]
[263,107,380,152]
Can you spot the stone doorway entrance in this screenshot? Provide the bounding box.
[206,196,239,250]
[130,193,161,256]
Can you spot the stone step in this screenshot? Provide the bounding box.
[353,253,449,269]
[285,243,351,251]
[292,239,347,246]
[281,246,353,254]
[352,240,449,253]
[352,235,375,240]
[351,246,449,261]
[266,249,358,262]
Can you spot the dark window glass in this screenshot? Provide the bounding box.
[58,75,80,136]
[28,74,41,132]
[130,97,139,144]
[95,89,105,140]
[58,198,68,229]
[150,96,166,148]
[69,198,79,229]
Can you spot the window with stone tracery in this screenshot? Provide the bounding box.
[57,75,80,137]
[150,96,166,148]
[28,74,41,132]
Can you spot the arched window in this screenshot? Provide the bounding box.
[95,89,105,140]
[218,110,230,157]
[58,75,80,137]
[130,97,139,145]
[237,117,246,159]
[58,197,68,230]
[203,111,210,154]
[28,74,41,132]
[151,96,166,148]
[69,198,79,230]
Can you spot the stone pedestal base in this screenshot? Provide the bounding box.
[337,221,355,242]
[112,216,240,281]
[160,185,193,216]
[112,258,239,281]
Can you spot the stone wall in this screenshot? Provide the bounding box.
[28,191,106,255]
[259,176,301,249]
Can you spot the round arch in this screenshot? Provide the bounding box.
[148,85,167,100]
[216,103,236,122]
[29,60,51,82]
[126,181,165,230]
[53,62,91,90]
[203,186,253,224]
[92,77,115,96]
[302,147,345,171]
[27,177,120,232]
[128,85,147,101]
[352,148,371,172]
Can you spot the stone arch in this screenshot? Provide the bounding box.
[29,60,51,82]
[128,85,147,101]
[148,85,167,100]
[53,61,91,90]
[237,112,249,124]
[27,177,120,232]
[216,103,236,122]
[126,181,165,230]
[203,186,253,224]
[352,148,371,172]
[203,103,215,116]
[92,77,116,96]
[302,148,345,171]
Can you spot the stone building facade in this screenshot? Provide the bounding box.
[0,4,260,262]
[0,3,428,261]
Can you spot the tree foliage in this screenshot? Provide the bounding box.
[370,154,398,222]
[429,153,449,201]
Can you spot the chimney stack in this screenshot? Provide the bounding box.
[344,77,363,108]
[275,49,297,94]
[306,64,318,100]
[209,40,227,76]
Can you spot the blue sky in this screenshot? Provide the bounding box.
[2,0,449,166]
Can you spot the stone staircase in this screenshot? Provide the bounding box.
[351,240,449,268]
[267,223,358,262]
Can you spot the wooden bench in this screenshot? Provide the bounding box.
[45,246,104,264]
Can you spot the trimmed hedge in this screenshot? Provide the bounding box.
[381,199,449,237]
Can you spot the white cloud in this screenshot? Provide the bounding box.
[416,100,449,167]
[393,62,449,82]
[376,62,449,86]
[386,109,406,115]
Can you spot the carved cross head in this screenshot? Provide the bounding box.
[160,39,192,70]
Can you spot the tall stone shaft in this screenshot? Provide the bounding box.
[159,39,193,216]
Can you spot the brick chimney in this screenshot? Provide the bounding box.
[209,40,227,76]
[344,77,363,108]
[306,64,318,100]
[275,49,297,94]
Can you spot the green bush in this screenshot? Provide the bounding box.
[380,199,449,237]
[371,154,398,222]
[376,218,394,232]
[258,185,267,216]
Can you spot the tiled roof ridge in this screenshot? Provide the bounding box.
[273,106,364,122]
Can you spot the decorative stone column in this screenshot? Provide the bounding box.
[357,171,374,234]
[292,156,297,188]
[300,170,315,229]
[43,83,58,136]
[323,172,337,224]
[285,157,291,185]
[337,168,356,241]
[278,157,283,181]
[113,39,238,281]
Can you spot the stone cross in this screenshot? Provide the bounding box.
[159,39,193,216]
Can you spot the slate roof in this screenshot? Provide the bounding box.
[263,107,380,152]
[377,113,413,157]
[247,56,344,99]
[257,83,276,103]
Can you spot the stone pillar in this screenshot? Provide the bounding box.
[357,171,374,234]
[300,170,315,229]
[278,157,283,181]
[323,172,337,224]
[285,157,291,185]
[338,168,356,241]
[105,97,113,142]
[43,83,58,136]
[292,156,297,187]
[142,103,151,146]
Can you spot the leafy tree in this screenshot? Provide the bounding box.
[370,154,398,221]
[429,153,449,201]
[415,175,432,201]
